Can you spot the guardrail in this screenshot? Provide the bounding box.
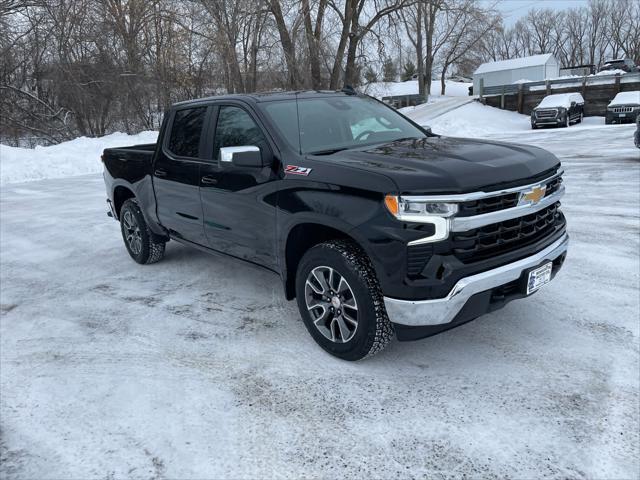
[481,72,640,97]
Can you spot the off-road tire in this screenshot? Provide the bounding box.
[120,199,165,265]
[295,240,393,360]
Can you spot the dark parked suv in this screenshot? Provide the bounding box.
[606,91,640,125]
[599,58,639,73]
[102,91,568,360]
[531,93,584,129]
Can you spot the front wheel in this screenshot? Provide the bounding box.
[295,240,393,360]
[120,199,166,264]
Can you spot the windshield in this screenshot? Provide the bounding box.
[260,96,427,154]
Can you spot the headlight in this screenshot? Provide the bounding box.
[384,195,457,243]
[384,195,458,222]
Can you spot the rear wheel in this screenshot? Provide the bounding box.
[120,199,165,264]
[295,240,393,360]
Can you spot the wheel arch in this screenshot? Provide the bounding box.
[281,221,372,300]
[113,185,136,220]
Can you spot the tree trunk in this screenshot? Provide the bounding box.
[415,3,425,97]
[423,4,437,95]
[344,33,359,86]
[330,0,355,90]
[302,0,325,89]
[268,0,300,90]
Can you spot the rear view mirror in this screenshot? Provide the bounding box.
[219,146,264,168]
[571,101,576,107]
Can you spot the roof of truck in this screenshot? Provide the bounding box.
[172,90,356,107]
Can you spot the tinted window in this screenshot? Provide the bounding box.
[168,107,206,158]
[213,106,267,158]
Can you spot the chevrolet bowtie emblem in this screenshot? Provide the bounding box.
[520,185,546,205]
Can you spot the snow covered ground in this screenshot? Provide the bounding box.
[1,106,639,478]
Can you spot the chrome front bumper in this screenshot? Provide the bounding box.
[384,233,569,327]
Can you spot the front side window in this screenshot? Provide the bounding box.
[260,96,426,154]
[213,106,267,158]
[168,106,207,158]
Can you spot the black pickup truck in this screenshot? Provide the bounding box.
[102,91,568,360]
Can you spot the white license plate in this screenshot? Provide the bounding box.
[527,262,553,295]
[619,113,627,117]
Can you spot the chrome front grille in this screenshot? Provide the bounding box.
[405,171,566,276]
[535,109,557,119]
[457,174,563,218]
[451,203,565,263]
[612,106,634,113]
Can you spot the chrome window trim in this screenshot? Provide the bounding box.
[402,169,563,203]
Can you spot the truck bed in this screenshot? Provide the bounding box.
[104,143,156,160]
[102,143,157,182]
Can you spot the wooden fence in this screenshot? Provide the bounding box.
[480,73,640,116]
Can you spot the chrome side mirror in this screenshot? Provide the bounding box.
[219,146,264,168]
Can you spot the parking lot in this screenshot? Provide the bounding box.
[1,121,638,478]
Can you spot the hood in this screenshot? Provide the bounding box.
[323,136,560,194]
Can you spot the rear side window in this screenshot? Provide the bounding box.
[213,106,267,157]
[168,107,207,158]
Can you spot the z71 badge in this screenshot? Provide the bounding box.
[285,165,312,176]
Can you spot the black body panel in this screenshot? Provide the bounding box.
[326,137,560,194]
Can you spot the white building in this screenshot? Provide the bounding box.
[473,54,559,93]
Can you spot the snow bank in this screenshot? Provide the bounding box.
[609,91,640,106]
[0,131,158,185]
[361,80,472,100]
[595,68,627,76]
[406,101,530,137]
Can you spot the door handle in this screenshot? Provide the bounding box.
[154,169,167,177]
[201,175,217,185]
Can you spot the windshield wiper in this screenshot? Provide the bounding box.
[308,147,350,156]
[390,136,423,143]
